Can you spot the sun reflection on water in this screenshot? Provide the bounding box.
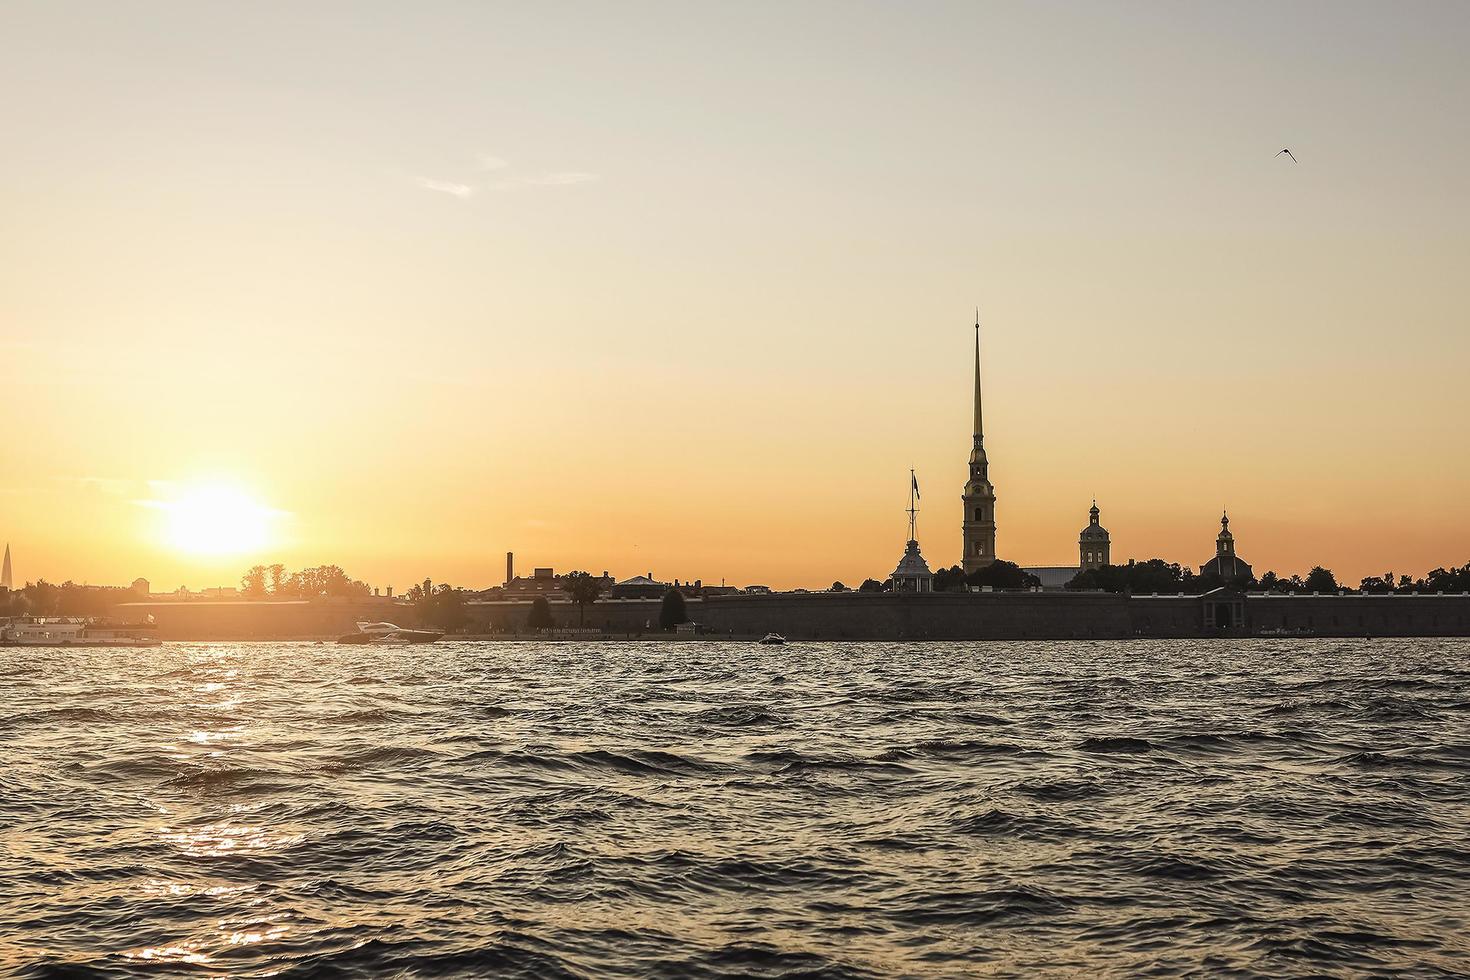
[138,879,252,899]
[159,822,304,858]
[122,940,213,966]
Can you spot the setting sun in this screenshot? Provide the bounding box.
[159,485,275,556]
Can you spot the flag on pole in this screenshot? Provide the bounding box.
[911,472,920,500]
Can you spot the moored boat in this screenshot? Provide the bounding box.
[337,622,443,645]
[1,617,162,647]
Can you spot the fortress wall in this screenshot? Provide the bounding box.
[113,599,408,640]
[695,592,1133,640]
[465,599,668,633]
[1244,594,1470,637]
[110,592,1470,640]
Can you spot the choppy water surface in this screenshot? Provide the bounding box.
[2,640,1469,978]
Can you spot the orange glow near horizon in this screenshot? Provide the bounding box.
[2,4,1469,592]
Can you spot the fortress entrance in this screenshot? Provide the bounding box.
[1202,592,1246,631]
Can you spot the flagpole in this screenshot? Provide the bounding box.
[908,469,918,542]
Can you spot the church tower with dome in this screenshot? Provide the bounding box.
[961,315,997,574]
[1079,502,1110,571]
[1200,511,1252,582]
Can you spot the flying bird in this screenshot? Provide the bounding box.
[1276,148,1297,163]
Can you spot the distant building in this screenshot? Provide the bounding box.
[1024,566,1078,590]
[131,577,150,596]
[2,542,11,590]
[611,574,666,599]
[502,567,616,596]
[503,567,560,595]
[1201,512,1252,582]
[891,540,934,592]
[1079,502,1111,570]
[961,316,998,573]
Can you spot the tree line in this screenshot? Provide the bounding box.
[240,564,370,599]
[846,560,1043,594]
[0,581,138,618]
[1065,559,1470,595]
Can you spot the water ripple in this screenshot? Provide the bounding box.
[1,638,1468,976]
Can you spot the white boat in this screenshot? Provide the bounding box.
[1,617,162,647]
[758,633,787,646]
[338,621,443,645]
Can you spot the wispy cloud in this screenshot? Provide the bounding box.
[412,160,600,199]
[524,172,599,186]
[415,176,475,198]
[489,171,600,190]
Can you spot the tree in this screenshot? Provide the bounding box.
[26,580,60,616]
[1303,566,1339,593]
[1069,559,1197,595]
[857,579,886,593]
[267,564,286,596]
[659,587,688,630]
[1359,572,1396,594]
[966,559,1041,591]
[241,565,268,598]
[527,595,554,630]
[1424,562,1470,593]
[560,570,604,628]
[52,581,131,617]
[282,565,370,599]
[830,581,847,593]
[932,565,969,593]
[414,582,467,632]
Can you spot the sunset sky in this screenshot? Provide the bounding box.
[3,1,1468,592]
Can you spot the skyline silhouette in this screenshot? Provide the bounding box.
[2,1,1467,590]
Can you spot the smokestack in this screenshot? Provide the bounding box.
[506,551,514,586]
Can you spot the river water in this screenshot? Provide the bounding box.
[1,639,1467,978]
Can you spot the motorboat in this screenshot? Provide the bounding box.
[758,633,786,646]
[337,622,444,645]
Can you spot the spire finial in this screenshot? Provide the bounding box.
[971,310,983,442]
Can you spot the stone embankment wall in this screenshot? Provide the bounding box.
[113,599,405,640]
[694,592,1132,640]
[112,592,1470,640]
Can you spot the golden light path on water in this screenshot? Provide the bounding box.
[2,640,1469,976]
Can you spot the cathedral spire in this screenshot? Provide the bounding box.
[961,311,997,573]
[972,308,983,445]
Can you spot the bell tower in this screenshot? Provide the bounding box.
[1216,512,1235,560]
[961,312,997,573]
[1079,501,1110,571]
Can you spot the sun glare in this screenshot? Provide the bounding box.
[161,485,274,556]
